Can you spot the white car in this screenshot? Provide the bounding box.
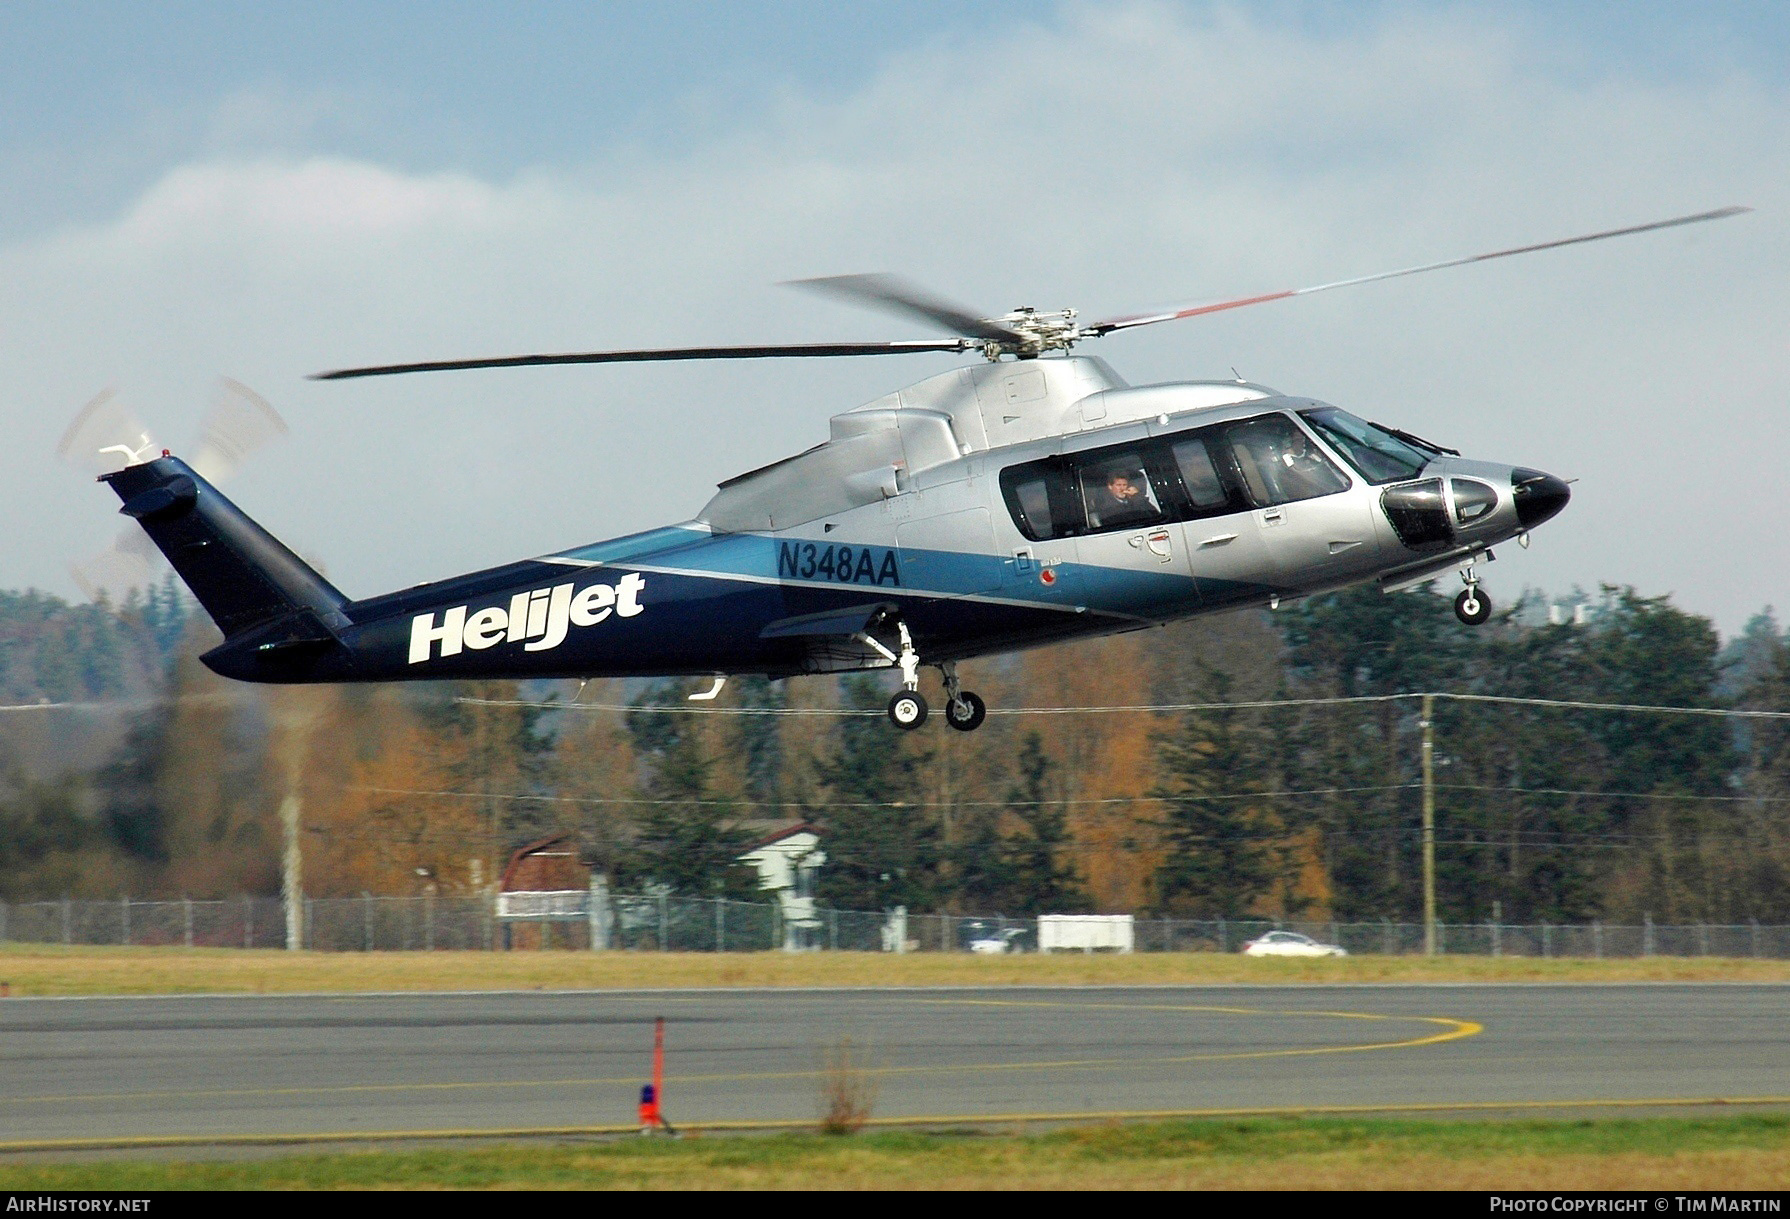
[1240,930,1348,958]
[965,925,1027,954]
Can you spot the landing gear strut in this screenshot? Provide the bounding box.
[859,619,986,731]
[1454,567,1492,626]
[881,619,928,728]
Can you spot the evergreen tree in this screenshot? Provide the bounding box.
[1437,605,1611,922]
[95,705,172,866]
[1582,587,1732,793]
[1580,588,1738,921]
[1737,628,1790,918]
[142,572,191,661]
[1277,583,1471,919]
[620,679,756,895]
[0,587,165,702]
[732,675,786,806]
[1717,608,1780,703]
[1001,731,1088,913]
[951,731,1088,914]
[812,675,940,911]
[0,768,95,899]
[1149,670,1278,916]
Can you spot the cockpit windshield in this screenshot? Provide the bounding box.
[1299,407,1432,485]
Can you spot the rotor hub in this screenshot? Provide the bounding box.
[980,307,1083,359]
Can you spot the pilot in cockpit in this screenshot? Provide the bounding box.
[1274,426,1346,501]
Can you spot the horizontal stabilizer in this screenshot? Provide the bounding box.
[759,602,895,640]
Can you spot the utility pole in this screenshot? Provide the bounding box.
[281,789,303,951]
[273,689,318,953]
[1421,692,1436,957]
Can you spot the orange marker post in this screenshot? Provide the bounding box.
[638,1015,674,1135]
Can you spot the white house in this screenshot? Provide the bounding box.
[738,824,826,951]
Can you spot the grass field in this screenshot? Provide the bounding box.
[0,943,1787,996]
[3,1116,1787,1190]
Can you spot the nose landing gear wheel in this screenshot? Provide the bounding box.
[1454,588,1492,625]
[887,691,928,730]
[944,690,987,732]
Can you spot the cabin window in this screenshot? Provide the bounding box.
[1224,414,1350,507]
[1300,407,1430,484]
[1078,451,1165,532]
[1168,436,1230,512]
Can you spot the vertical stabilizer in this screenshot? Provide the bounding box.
[101,457,351,672]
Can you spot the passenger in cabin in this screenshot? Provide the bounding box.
[1090,468,1159,529]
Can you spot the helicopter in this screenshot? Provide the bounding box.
[92,206,1746,730]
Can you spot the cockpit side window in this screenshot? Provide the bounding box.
[1223,414,1351,507]
[1300,407,1430,484]
[999,458,1083,542]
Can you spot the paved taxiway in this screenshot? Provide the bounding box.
[2,985,1786,1147]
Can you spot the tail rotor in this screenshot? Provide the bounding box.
[59,380,291,603]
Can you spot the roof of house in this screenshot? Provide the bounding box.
[740,822,820,854]
[499,832,582,892]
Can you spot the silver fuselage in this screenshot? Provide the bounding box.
[640,355,1564,674]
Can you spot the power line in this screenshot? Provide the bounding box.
[7,689,1783,719]
[1433,783,1774,804]
[296,819,1788,854]
[0,700,147,713]
[353,779,1790,811]
[349,782,1408,809]
[458,693,1410,716]
[1435,692,1790,719]
[456,691,1790,719]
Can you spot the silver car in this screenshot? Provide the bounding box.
[1240,930,1348,958]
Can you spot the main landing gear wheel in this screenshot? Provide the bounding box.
[944,690,987,732]
[887,690,928,730]
[1454,587,1492,625]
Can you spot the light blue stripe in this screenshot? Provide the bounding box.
[553,524,712,566]
[601,531,1224,618]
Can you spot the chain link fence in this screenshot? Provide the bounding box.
[5,894,1790,958]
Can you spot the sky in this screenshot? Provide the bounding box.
[2,1,1784,637]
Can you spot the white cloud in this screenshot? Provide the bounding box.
[113,160,505,244]
[3,3,1783,632]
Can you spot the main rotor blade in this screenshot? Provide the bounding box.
[785,273,1025,345]
[1089,206,1753,336]
[311,339,971,381]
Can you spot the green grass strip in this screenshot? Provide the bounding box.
[4,1114,1788,1191]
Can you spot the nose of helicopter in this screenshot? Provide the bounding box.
[1511,468,1571,529]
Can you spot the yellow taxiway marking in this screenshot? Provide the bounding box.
[2,997,1476,1107]
[2,1096,1789,1155]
